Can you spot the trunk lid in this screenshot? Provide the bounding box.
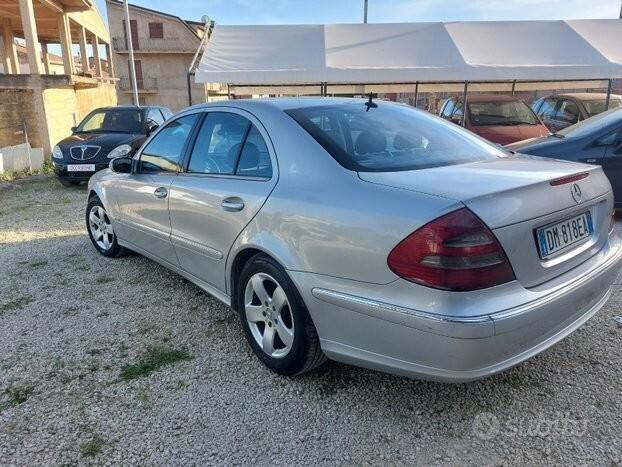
[359,155,613,288]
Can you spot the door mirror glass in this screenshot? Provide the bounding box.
[110,156,133,173]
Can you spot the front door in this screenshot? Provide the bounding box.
[113,113,201,265]
[168,110,277,292]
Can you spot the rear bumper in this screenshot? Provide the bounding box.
[292,236,622,382]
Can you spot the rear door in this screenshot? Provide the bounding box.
[168,109,277,292]
[113,113,200,265]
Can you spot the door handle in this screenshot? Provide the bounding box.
[221,197,244,212]
[153,187,168,199]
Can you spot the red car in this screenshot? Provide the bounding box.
[439,94,549,145]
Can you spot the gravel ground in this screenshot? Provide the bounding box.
[0,176,621,466]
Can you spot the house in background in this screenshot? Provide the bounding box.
[105,0,222,111]
[0,0,117,158]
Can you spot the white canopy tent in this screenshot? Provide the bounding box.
[195,19,622,96]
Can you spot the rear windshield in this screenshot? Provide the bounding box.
[286,102,506,172]
[468,100,540,126]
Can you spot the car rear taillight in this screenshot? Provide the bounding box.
[387,208,515,291]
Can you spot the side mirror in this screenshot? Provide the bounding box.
[70,126,78,133]
[110,156,133,174]
[146,121,159,135]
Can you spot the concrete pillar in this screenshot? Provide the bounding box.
[18,0,43,74]
[105,42,114,78]
[57,13,74,75]
[91,35,103,78]
[41,42,51,74]
[78,26,89,74]
[1,18,20,74]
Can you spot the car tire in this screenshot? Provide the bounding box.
[59,179,80,187]
[237,254,326,376]
[86,196,127,258]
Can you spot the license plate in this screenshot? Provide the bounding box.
[536,211,593,259]
[67,164,95,172]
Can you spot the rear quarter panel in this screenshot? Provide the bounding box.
[225,106,461,287]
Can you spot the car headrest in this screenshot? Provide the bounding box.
[355,130,387,155]
[394,132,421,150]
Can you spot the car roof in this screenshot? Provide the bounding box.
[95,105,164,111]
[543,93,622,101]
[455,94,523,103]
[186,97,371,113]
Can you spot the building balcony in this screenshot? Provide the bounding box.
[118,77,158,94]
[111,37,196,54]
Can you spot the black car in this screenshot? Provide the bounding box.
[52,105,172,186]
[508,108,622,207]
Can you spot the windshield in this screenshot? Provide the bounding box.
[468,100,540,126]
[76,109,144,133]
[583,98,622,117]
[286,102,507,172]
[557,107,622,138]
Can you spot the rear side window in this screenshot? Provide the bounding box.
[286,102,506,172]
[139,114,199,173]
[188,112,272,178]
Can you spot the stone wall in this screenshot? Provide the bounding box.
[0,75,117,157]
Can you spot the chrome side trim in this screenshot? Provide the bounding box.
[170,234,223,260]
[116,218,170,242]
[311,288,494,339]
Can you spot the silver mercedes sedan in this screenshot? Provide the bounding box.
[86,98,622,382]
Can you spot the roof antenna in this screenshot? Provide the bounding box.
[365,92,378,112]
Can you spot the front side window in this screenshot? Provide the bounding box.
[286,102,506,172]
[77,109,143,133]
[188,112,249,174]
[468,100,540,126]
[146,108,165,126]
[139,114,199,173]
[555,100,580,124]
[537,98,557,119]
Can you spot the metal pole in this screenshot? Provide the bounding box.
[227,84,231,99]
[605,79,613,110]
[364,0,368,23]
[619,1,621,18]
[461,81,468,127]
[413,82,418,108]
[511,80,516,97]
[187,72,193,107]
[123,0,139,106]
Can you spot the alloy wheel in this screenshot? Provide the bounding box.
[244,272,295,358]
[88,205,114,251]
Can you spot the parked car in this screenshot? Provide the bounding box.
[508,108,622,207]
[532,93,622,132]
[87,98,621,382]
[52,105,172,186]
[439,94,549,145]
